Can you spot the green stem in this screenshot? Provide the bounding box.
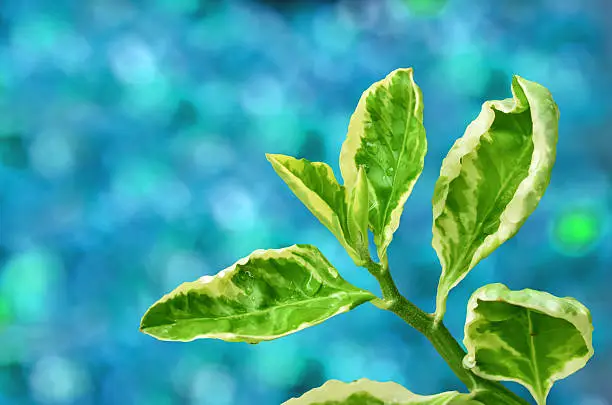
[366,260,528,405]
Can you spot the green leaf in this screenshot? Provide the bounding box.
[140,244,375,343]
[347,166,369,256]
[340,68,427,260]
[432,76,559,321]
[463,283,594,405]
[267,154,369,266]
[282,379,482,405]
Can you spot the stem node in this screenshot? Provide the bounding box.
[366,261,529,405]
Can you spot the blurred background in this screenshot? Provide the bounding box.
[0,0,610,404]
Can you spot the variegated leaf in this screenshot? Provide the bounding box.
[433,76,559,321]
[463,283,594,405]
[140,245,375,343]
[340,68,427,260]
[267,154,369,266]
[282,378,482,405]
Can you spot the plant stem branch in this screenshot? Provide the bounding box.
[365,260,529,405]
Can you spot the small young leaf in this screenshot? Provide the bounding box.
[340,68,427,260]
[463,283,594,405]
[347,166,369,256]
[140,244,375,343]
[282,378,482,405]
[433,76,559,321]
[267,154,369,266]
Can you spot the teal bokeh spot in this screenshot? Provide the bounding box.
[156,0,200,15]
[256,114,305,152]
[13,14,67,54]
[222,223,272,260]
[122,76,176,116]
[142,390,174,405]
[0,64,10,92]
[195,80,238,118]
[29,132,76,177]
[311,12,357,56]
[112,159,170,207]
[190,366,236,405]
[438,47,491,97]
[325,340,368,382]
[0,249,63,323]
[252,339,306,388]
[30,356,91,403]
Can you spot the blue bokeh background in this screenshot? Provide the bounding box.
[1,0,610,404]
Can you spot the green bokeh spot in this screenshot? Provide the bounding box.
[403,0,449,16]
[0,297,12,327]
[552,208,604,256]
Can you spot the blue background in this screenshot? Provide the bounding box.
[0,0,610,404]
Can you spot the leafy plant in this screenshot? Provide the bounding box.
[140,68,594,405]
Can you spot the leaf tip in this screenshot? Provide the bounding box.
[139,310,152,333]
[391,66,414,74]
[385,67,416,83]
[265,152,277,162]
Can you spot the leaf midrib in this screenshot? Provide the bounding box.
[527,309,544,404]
[378,81,419,233]
[145,291,371,329]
